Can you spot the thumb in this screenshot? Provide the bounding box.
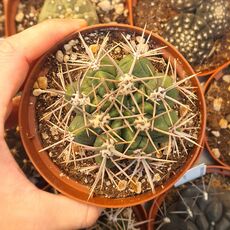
[37,190,102,230]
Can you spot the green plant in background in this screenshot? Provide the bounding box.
[33,29,200,197]
[38,0,99,25]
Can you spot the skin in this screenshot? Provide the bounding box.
[0,19,101,230]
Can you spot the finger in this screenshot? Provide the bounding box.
[38,191,102,230]
[0,19,86,123]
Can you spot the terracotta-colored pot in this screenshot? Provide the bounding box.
[4,0,133,36]
[148,165,230,230]
[204,61,230,168]
[131,0,228,78]
[19,24,206,208]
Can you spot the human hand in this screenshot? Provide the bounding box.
[0,19,101,230]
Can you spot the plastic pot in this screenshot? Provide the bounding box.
[19,24,206,208]
[204,61,230,168]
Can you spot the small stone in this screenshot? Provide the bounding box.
[180,106,189,117]
[117,180,127,191]
[98,0,112,11]
[41,132,49,140]
[130,178,142,194]
[63,55,70,63]
[37,76,48,90]
[219,118,228,129]
[50,127,58,136]
[33,81,39,89]
[136,36,145,44]
[114,47,121,54]
[223,75,230,83]
[212,148,221,158]
[56,50,64,63]
[211,130,220,137]
[15,12,24,22]
[213,97,223,111]
[226,114,230,122]
[115,3,124,15]
[64,44,72,52]
[33,89,42,97]
[89,44,100,53]
[106,180,111,186]
[154,173,161,182]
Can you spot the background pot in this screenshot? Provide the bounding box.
[148,165,230,230]
[19,24,206,208]
[131,0,230,78]
[204,61,230,168]
[4,0,133,36]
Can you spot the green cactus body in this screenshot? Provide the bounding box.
[67,53,179,156]
[38,0,99,25]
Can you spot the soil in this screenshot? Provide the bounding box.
[15,0,44,32]
[205,70,230,166]
[154,172,230,229]
[0,0,4,37]
[133,0,230,74]
[4,127,57,193]
[33,29,201,199]
[15,0,128,33]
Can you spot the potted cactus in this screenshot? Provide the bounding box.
[85,205,147,230]
[5,0,132,35]
[19,24,205,207]
[132,0,230,76]
[148,166,230,230]
[204,61,230,168]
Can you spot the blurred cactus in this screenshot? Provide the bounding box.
[39,0,99,25]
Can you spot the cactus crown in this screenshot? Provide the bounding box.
[34,28,200,198]
[38,0,99,25]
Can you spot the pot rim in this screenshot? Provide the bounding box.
[19,23,206,208]
[204,60,230,168]
[147,165,230,230]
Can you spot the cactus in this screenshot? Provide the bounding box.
[38,0,99,25]
[163,14,214,65]
[170,0,203,12]
[33,28,200,198]
[197,0,230,38]
[154,175,230,230]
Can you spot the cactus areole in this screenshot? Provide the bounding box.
[19,25,205,207]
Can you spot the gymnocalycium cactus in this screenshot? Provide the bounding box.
[33,28,200,198]
[38,0,99,25]
[154,174,230,230]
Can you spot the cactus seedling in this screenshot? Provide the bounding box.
[163,13,214,65]
[38,0,99,25]
[34,27,201,198]
[197,0,230,38]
